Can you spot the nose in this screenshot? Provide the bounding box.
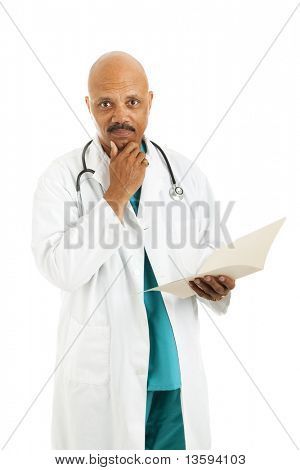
[111,102,129,123]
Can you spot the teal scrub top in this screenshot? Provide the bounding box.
[129,139,181,391]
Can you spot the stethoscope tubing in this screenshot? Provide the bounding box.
[76,139,184,214]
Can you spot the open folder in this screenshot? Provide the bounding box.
[143,217,286,299]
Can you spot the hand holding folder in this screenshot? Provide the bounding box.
[143,217,286,299]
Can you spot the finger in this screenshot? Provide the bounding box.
[135,152,146,166]
[201,275,229,295]
[193,277,216,297]
[119,141,139,159]
[110,140,119,160]
[135,152,149,167]
[217,275,235,290]
[141,158,149,166]
[128,146,142,161]
[188,281,215,301]
[193,278,223,300]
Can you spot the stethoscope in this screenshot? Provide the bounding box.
[76,139,184,216]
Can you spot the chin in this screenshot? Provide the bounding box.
[115,137,135,149]
[117,140,128,149]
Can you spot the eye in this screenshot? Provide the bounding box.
[99,101,112,108]
[129,99,140,106]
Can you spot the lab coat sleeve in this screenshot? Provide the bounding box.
[194,171,232,315]
[31,165,127,292]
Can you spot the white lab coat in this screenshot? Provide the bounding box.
[31,133,230,450]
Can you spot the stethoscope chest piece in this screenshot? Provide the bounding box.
[150,139,184,202]
[169,183,184,201]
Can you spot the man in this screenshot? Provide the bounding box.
[31,51,235,450]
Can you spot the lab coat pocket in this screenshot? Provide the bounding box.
[63,316,111,386]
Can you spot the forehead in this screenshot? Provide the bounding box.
[97,80,142,93]
[89,63,148,98]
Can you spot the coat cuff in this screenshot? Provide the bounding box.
[196,289,231,315]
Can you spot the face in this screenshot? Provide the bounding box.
[85,69,153,155]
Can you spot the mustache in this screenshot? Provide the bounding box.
[108,123,135,133]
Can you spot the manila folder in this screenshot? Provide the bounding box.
[143,217,286,299]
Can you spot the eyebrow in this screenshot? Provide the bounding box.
[97,94,142,102]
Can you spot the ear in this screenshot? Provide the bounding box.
[85,96,91,113]
[148,91,154,111]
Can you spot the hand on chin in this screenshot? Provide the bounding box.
[116,137,134,150]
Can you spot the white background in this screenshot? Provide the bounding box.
[0,0,299,467]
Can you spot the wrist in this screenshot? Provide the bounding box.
[103,188,128,221]
[104,187,128,206]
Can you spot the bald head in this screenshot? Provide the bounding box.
[85,50,153,154]
[87,51,149,96]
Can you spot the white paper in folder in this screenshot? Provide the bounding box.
[143,217,286,299]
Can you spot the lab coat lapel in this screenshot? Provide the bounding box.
[135,134,164,231]
[88,134,111,192]
[137,136,168,284]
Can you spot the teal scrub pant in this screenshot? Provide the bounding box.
[145,388,186,450]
